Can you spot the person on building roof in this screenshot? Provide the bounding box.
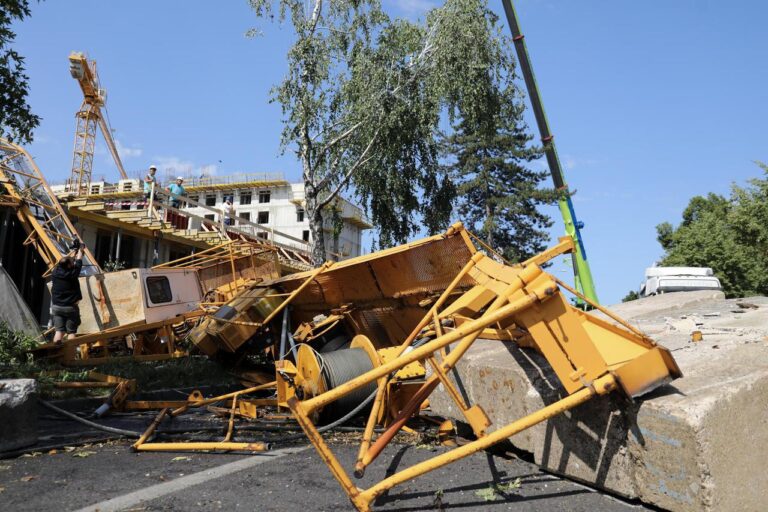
[167,176,186,209]
[51,241,85,344]
[143,165,158,204]
[224,197,235,226]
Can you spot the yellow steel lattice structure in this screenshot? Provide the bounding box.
[68,52,127,195]
[0,138,100,273]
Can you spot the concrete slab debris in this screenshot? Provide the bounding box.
[0,379,38,452]
[431,291,768,512]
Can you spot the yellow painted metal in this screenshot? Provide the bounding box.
[519,236,575,268]
[132,408,168,450]
[134,441,268,453]
[376,348,424,380]
[354,374,618,510]
[273,224,680,511]
[0,139,101,271]
[295,344,327,400]
[262,262,333,327]
[170,381,276,417]
[192,261,332,356]
[224,397,238,442]
[302,292,538,415]
[68,52,128,196]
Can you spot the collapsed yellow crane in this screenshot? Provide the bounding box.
[182,223,681,511]
[67,52,127,195]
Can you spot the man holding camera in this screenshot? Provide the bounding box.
[51,240,85,344]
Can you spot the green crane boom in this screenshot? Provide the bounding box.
[500,0,599,304]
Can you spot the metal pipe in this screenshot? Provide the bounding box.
[279,306,289,360]
[394,251,484,358]
[500,0,598,304]
[132,408,168,449]
[259,262,331,328]
[115,229,122,262]
[356,374,617,507]
[354,382,388,478]
[359,277,530,469]
[147,181,155,219]
[224,397,237,442]
[170,381,276,417]
[134,441,268,452]
[302,290,540,414]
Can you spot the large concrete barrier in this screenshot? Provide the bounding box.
[430,292,768,511]
[0,378,38,452]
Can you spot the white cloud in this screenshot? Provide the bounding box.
[562,154,599,171]
[152,156,219,180]
[115,140,143,159]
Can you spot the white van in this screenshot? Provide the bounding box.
[640,267,722,297]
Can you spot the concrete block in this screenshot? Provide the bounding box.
[0,378,38,452]
[430,293,768,511]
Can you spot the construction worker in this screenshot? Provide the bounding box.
[143,165,158,203]
[51,241,85,344]
[224,198,235,226]
[167,177,186,209]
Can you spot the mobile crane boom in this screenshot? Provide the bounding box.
[500,0,599,304]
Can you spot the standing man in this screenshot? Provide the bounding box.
[143,165,158,204]
[51,241,85,344]
[223,197,235,226]
[167,176,186,209]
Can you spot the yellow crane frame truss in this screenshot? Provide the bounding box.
[276,223,681,512]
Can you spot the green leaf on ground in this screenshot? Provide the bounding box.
[474,478,522,502]
[495,478,522,493]
[475,486,498,502]
[171,456,191,462]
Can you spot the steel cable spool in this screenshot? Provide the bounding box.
[316,348,376,423]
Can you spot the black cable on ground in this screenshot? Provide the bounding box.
[38,399,142,438]
[0,436,120,460]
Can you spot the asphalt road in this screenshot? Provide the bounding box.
[0,439,648,512]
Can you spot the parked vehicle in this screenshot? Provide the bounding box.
[640,267,722,297]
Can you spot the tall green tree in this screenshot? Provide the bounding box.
[0,0,40,144]
[437,0,553,262]
[248,0,538,264]
[655,163,768,298]
[248,0,454,263]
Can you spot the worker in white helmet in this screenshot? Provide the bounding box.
[167,176,186,209]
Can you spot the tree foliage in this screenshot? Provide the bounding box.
[656,162,768,298]
[438,0,553,262]
[621,290,639,302]
[249,0,453,262]
[0,0,40,144]
[248,0,547,263]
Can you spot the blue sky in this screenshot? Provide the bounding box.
[11,0,768,304]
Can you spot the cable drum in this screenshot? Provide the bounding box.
[317,348,376,423]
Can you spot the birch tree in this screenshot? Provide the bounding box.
[248,0,453,263]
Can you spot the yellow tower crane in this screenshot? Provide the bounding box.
[67,52,127,195]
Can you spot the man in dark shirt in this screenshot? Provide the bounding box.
[51,244,84,343]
